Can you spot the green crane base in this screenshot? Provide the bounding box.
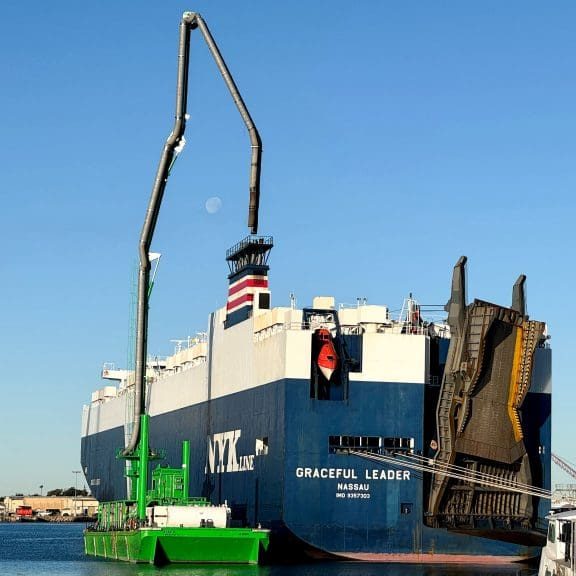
[84,526,270,565]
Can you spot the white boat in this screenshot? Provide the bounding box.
[539,509,576,576]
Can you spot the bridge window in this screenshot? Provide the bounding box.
[383,437,414,453]
[329,435,414,454]
[329,435,381,454]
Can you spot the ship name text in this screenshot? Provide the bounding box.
[295,467,410,481]
[296,467,357,479]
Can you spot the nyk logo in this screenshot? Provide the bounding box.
[207,430,255,473]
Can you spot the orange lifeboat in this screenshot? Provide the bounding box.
[316,328,339,381]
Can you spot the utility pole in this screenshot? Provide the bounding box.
[72,471,81,516]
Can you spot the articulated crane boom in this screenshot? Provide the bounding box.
[124,10,263,483]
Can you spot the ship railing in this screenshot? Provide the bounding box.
[398,324,429,336]
[253,319,435,341]
[90,499,140,532]
[338,301,375,310]
[254,320,336,341]
[154,357,208,379]
[115,357,208,387]
[253,322,287,341]
[226,235,274,260]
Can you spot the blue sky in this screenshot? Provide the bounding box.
[1,1,575,495]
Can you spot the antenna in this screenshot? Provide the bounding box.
[170,339,189,354]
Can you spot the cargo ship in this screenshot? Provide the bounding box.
[80,10,552,564]
[82,249,552,563]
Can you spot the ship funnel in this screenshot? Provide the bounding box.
[224,235,273,328]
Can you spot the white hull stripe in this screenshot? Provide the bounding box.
[228,275,268,292]
[227,293,254,313]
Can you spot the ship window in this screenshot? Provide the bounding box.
[547,522,556,543]
[560,522,572,548]
[329,435,381,454]
[255,437,268,456]
[258,293,270,310]
[401,503,413,515]
[383,437,414,454]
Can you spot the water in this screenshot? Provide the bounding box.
[0,523,539,576]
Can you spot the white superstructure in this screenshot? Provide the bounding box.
[82,297,440,438]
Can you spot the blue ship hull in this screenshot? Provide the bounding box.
[81,375,551,562]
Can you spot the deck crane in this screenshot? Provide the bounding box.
[551,454,576,506]
[552,453,576,479]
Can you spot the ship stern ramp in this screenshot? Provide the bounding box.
[426,259,550,546]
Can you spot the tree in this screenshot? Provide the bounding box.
[62,487,88,497]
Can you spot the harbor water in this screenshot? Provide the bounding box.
[0,523,539,576]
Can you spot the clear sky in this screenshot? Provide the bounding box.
[1,1,575,496]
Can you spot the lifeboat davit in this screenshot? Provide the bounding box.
[316,328,339,381]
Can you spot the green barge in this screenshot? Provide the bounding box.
[84,415,269,564]
[85,524,269,564]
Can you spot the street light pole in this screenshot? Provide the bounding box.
[72,470,81,516]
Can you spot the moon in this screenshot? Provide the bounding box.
[205,196,223,214]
